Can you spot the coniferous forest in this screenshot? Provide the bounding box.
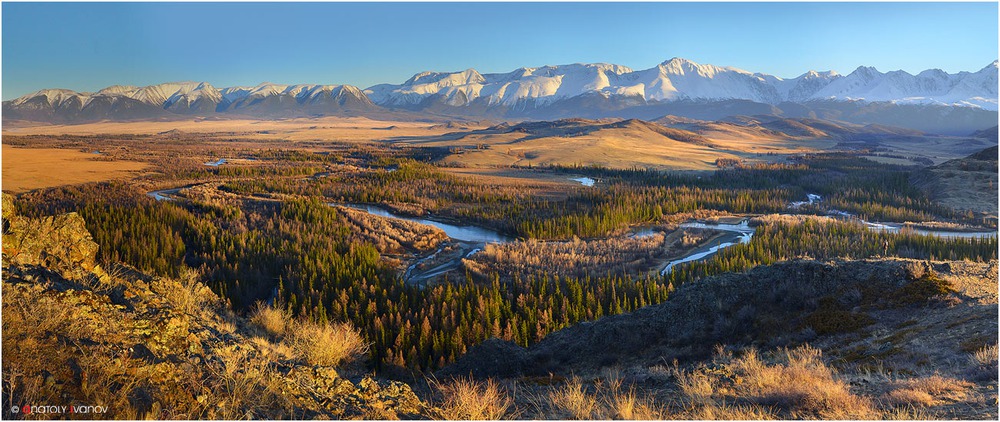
[12,141,996,372]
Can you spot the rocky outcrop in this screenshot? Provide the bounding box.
[2,195,110,283]
[1,199,436,419]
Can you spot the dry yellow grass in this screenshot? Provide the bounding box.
[2,116,477,142]
[436,378,512,420]
[247,303,367,367]
[883,375,973,407]
[605,385,663,420]
[738,347,880,419]
[675,369,718,407]
[671,346,884,420]
[250,302,292,338]
[431,128,742,171]
[547,377,601,419]
[884,388,936,407]
[2,145,149,192]
[288,320,368,367]
[972,344,998,368]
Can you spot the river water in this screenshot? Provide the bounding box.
[149,187,995,279]
[660,221,756,275]
[338,204,513,244]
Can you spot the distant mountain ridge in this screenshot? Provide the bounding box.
[3,82,376,122]
[4,58,997,134]
[367,58,998,110]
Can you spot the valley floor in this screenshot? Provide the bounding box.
[1,116,997,419]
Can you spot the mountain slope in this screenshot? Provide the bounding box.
[3,81,376,123]
[369,58,998,112]
[912,145,999,215]
[4,58,996,132]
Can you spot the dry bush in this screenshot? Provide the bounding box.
[675,345,882,420]
[884,388,935,407]
[250,302,292,338]
[548,377,601,419]
[685,402,777,420]
[750,214,838,227]
[970,343,998,380]
[250,303,368,368]
[883,374,973,407]
[249,336,297,361]
[882,405,933,420]
[204,344,295,419]
[605,386,663,420]
[740,347,880,419]
[289,319,368,367]
[436,377,512,420]
[153,268,217,315]
[674,369,716,406]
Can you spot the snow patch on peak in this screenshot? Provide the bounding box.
[11,88,82,106]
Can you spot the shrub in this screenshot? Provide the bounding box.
[436,378,512,420]
[250,302,292,338]
[894,271,955,306]
[884,374,972,407]
[289,320,368,367]
[971,343,998,375]
[678,346,881,419]
[803,297,874,335]
[606,386,663,420]
[548,377,601,419]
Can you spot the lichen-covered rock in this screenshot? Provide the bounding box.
[2,192,14,222]
[2,210,110,283]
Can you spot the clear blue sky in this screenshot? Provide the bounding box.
[3,2,997,100]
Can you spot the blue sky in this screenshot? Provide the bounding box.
[3,2,997,100]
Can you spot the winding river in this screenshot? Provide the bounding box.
[660,221,756,275]
[148,187,996,281]
[339,204,513,244]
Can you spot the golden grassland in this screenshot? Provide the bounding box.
[4,116,988,173]
[2,145,149,192]
[422,125,749,170]
[2,116,479,142]
[2,116,835,172]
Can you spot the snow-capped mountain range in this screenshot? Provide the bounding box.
[4,81,375,120]
[4,58,997,134]
[366,58,998,110]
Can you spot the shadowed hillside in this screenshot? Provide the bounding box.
[442,258,998,419]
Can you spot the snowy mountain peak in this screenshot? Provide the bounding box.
[5,59,998,125]
[799,70,840,79]
[10,88,81,106]
[917,69,949,79]
[97,85,139,96]
[849,66,882,80]
[660,57,694,67]
[363,58,996,111]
